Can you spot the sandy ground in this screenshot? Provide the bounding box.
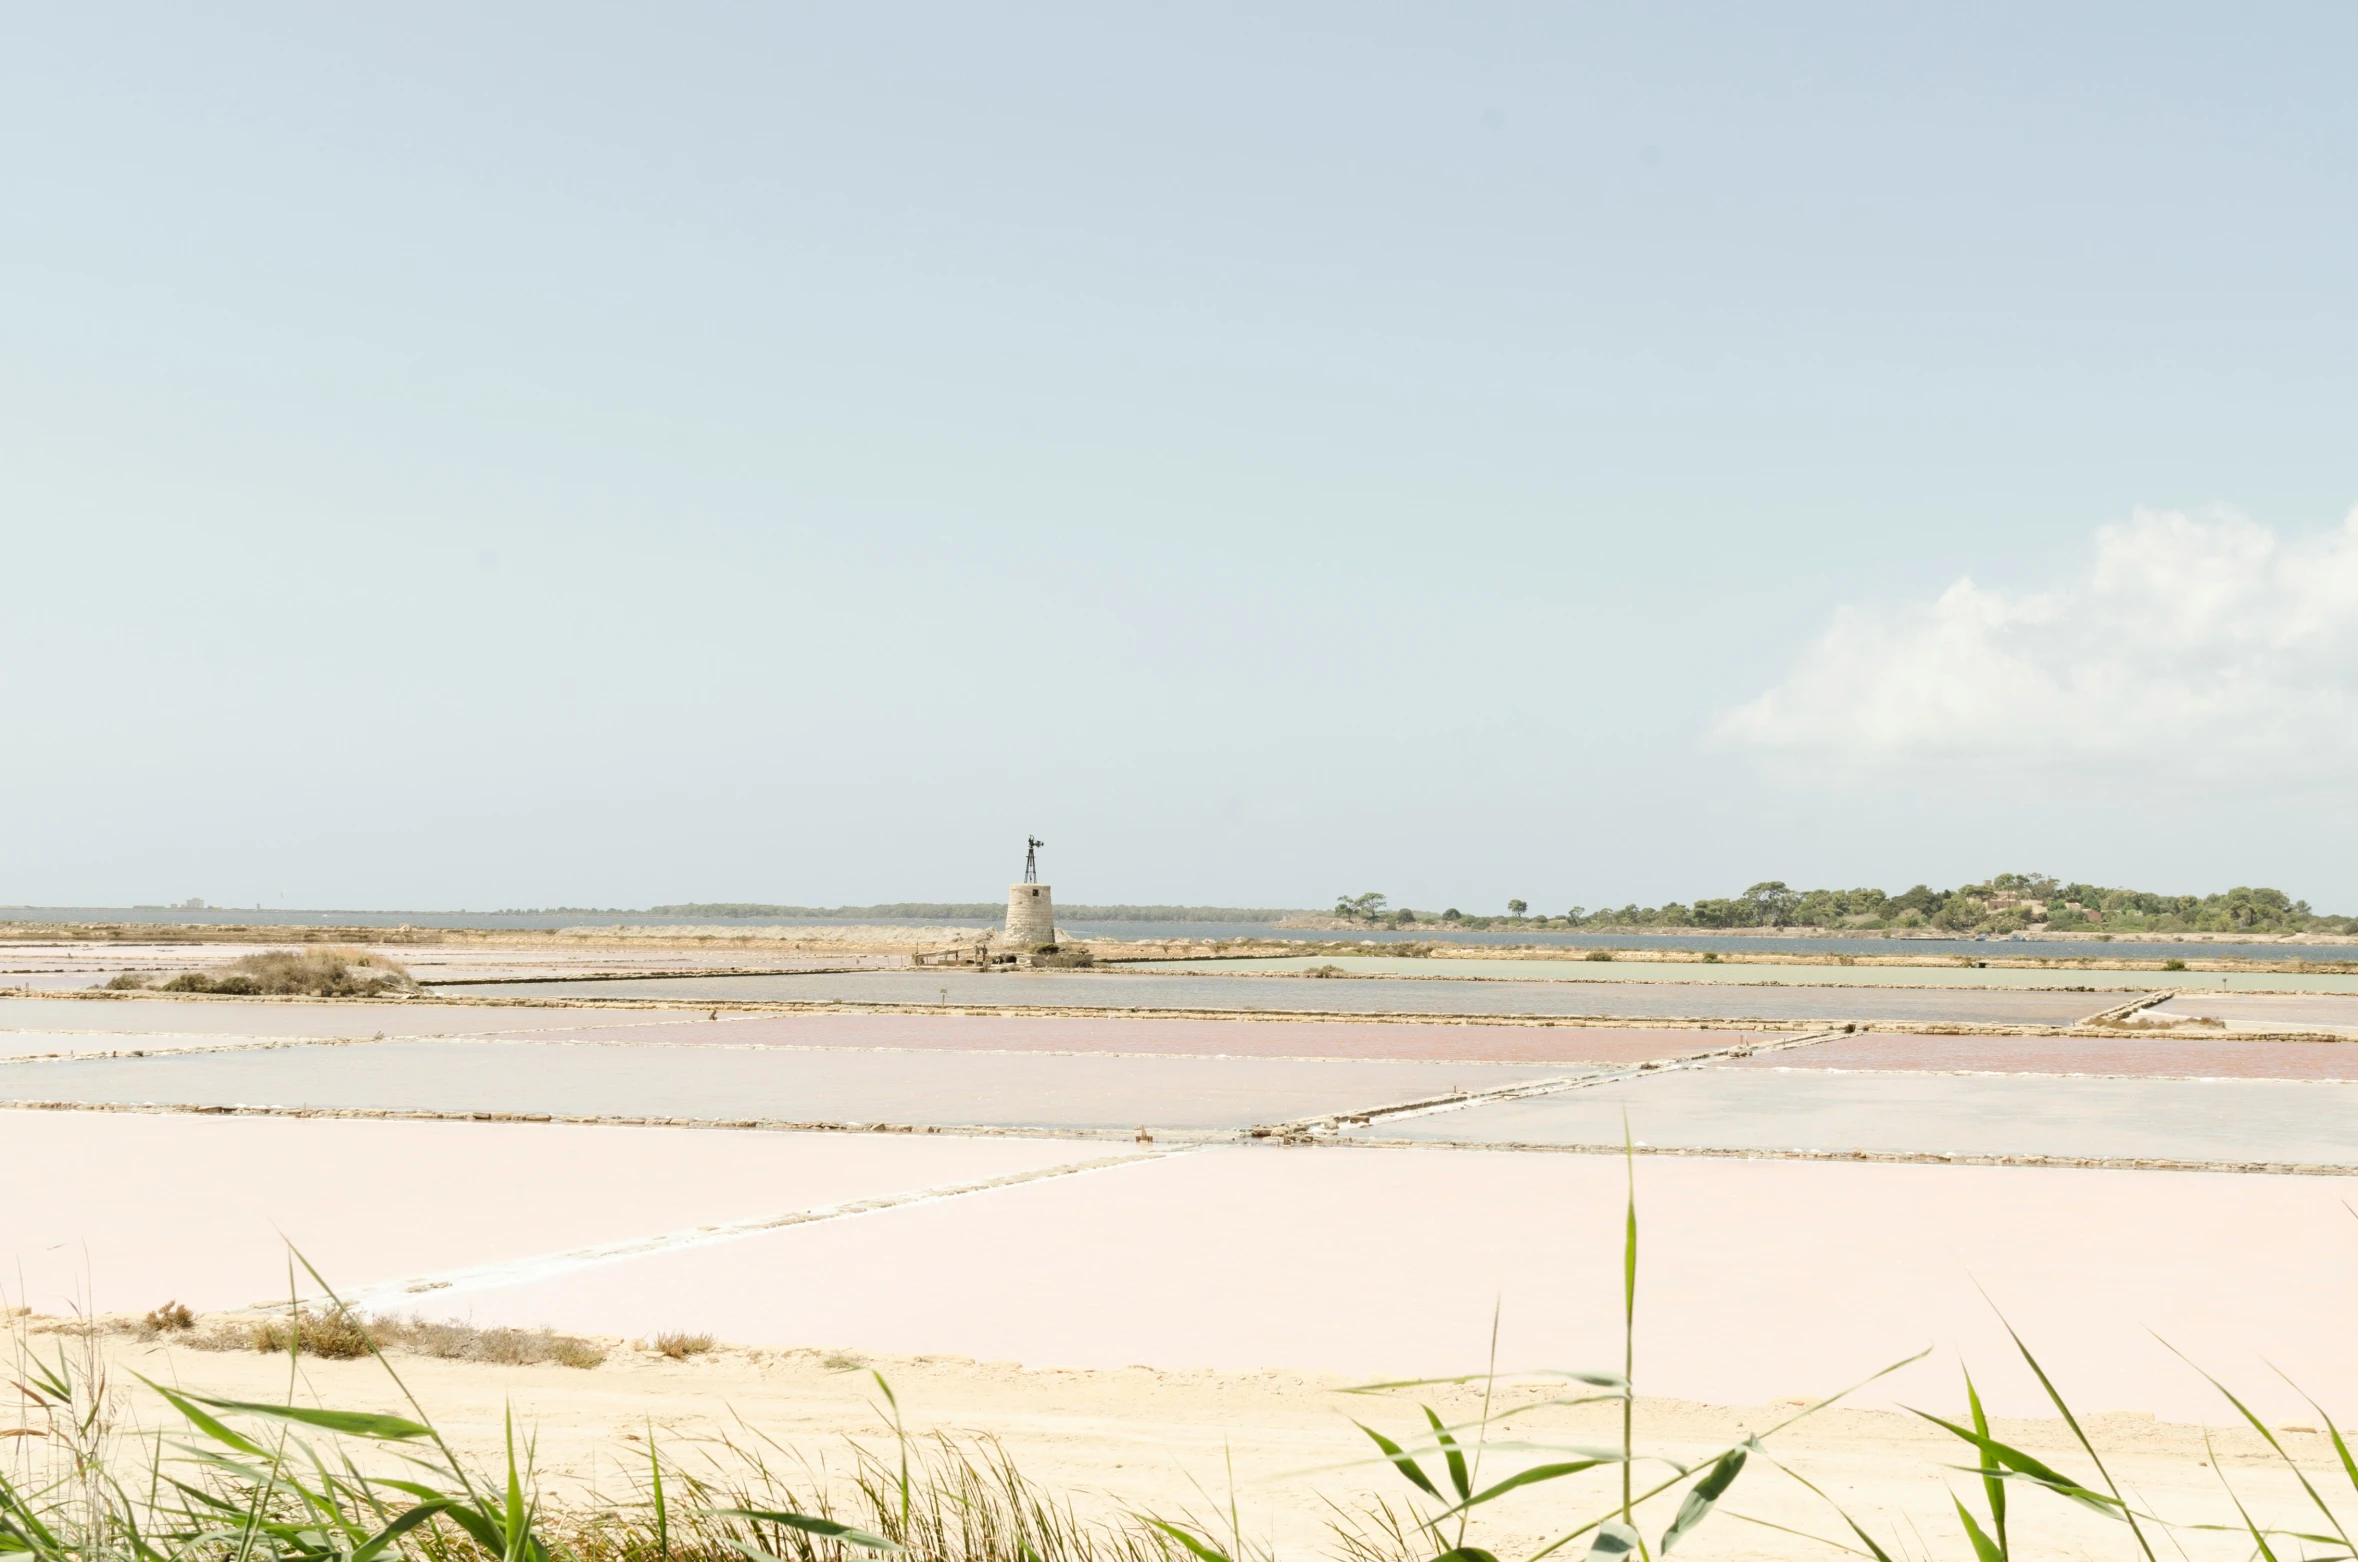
[30,1328,2345,1562]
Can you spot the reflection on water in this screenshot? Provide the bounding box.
[434,970,2112,1025]
[1352,1070,2358,1165]
[0,1041,1565,1132]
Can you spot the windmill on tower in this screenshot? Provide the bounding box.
[1007,836,1055,948]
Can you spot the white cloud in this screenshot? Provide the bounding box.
[1716,508,2358,779]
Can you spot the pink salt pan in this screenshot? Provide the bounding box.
[0,1109,1101,1316]
[524,1011,1744,1065]
[436,1145,2358,1425]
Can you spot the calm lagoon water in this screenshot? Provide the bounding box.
[0,1041,1566,1132]
[436,969,2114,1025]
[1354,1069,2358,1166]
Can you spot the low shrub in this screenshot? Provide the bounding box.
[138,947,420,998]
[248,1306,379,1359]
[377,1314,607,1368]
[140,1300,194,1335]
[654,1329,717,1359]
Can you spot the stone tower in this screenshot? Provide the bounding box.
[1006,835,1055,947]
[1006,881,1055,948]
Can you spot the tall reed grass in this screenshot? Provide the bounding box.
[6,1161,2350,1562]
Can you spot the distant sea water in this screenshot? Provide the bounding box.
[0,906,2345,965]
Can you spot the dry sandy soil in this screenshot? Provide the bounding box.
[28,1324,2342,1562]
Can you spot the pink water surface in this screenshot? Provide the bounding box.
[1,1109,1098,1315]
[523,1010,1742,1064]
[438,1146,2358,1423]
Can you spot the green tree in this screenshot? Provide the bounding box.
[1506,898,1528,917]
[1334,892,1389,923]
[1740,881,1802,925]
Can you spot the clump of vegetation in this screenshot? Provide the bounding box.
[1583,949,1614,962]
[378,1315,608,1369]
[139,1301,194,1336]
[655,1329,718,1360]
[1560,872,2355,936]
[2096,1011,2224,1031]
[105,946,420,997]
[1028,944,1095,968]
[247,1306,379,1359]
[1299,963,1349,978]
[161,1306,605,1367]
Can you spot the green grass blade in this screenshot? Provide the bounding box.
[502,1405,527,1562]
[706,1509,906,1552]
[168,1391,429,1442]
[1964,1370,2006,1559]
[1423,1407,1471,1502]
[1721,1510,1879,1558]
[1905,1410,2120,1517]
[138,1380,271,1458]
[1660,1446,1745,1553]
[1769,1460,1900,1562]
[1341,1370,1626,1394]
[2161,1342,2355,1555]
[1621,1116,1637,1531]
[1440,1461,1614,1519]
[648,1422,669,1562]
[1952,1496,2003,1562]
[2207,1436,2283,1562]
[1139,1518,1234,1562]
[1353,1422,1442,1500]
[1587,1519,1641,1559]
[2267,1367,2358,1506]
[349,1500,452,1562]
[437,1502,506,1555]
[1991,1315,2155,1561]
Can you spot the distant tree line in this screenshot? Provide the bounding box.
[642,902,1296,923]
[1332,874,2351,935]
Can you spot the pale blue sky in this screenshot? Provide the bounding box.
[5,4,2356,912]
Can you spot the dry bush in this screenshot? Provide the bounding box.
[376,1315,606,1369]
[248,1307,379,1359]
[180,1321,266,1352]
[654,1329,717,1360]
[140,1300,194,1335]
[151,947,419,998]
